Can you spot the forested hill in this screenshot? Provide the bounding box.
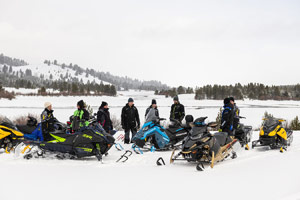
[0,54,169,92]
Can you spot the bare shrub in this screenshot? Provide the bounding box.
[13,113,40,125]
[111,115,122,131]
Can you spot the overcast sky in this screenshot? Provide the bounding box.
[1,0,300,87]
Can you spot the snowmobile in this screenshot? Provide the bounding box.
[252,117,293,153]
[234,116,253,150]
[170,117,238,171]
[19,117,115,161]
[131,115,194,153]
[16,116,68,141]
[0,118,24,153]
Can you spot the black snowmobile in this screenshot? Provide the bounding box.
[19,118,115,161]
[252,117,293,153]
[234,116,253,150]
[131,115,194,153]
[170,117,238,171]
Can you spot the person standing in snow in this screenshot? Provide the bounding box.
[229,97,240,131]
[70,100,90,132]
[145,99,159,122]
[121,98,140,144]
[41,102,56,141]
[220,97,234,136]
[170,96,185,123]
[97,101,113,134]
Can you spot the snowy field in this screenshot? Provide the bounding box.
[1,90,300,200]
[1,90,300,129]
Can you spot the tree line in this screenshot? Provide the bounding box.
[155,86,194,97]
[195,83,300,100]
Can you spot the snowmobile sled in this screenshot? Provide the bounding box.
[170,117,238,171]
[252,117,293,152]
[16,116,68,141]
[234,116,253,150]
[0,118,24,153]
[20,118,115,161]
[131,115,194,152]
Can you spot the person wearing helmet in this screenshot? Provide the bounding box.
[70,100,90,132]
[220,97,234,136]
[170,96,185,123]
[41,102,56,141]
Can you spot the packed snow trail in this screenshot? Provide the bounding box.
[0,131,299,200]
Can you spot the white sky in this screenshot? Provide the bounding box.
[1,0,300,87]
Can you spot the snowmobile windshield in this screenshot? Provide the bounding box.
[190,126,207,138]
[263,118,280,131]
[0,117,15,128]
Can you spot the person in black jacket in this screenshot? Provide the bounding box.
[41,102,56,141]
[220,97,234,136]
[229,97,240,130]
[97,101,113,134]
[121,98,140,144]
[170,96,185,122]
[145,99,159,122]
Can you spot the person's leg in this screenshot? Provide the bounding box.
[124,129,130,144]
[130,127,137,143]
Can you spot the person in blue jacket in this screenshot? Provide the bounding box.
[220,97,234,136]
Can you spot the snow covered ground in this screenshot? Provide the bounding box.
[1,90,300,200]
[0,131,299,200]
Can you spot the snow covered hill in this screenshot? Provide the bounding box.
[1,63,111,85]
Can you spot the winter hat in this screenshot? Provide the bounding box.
[173,96,179,101]
[128,98,134,103]
[229,97,235,102]
[151,99,157,105]
[44,102,52,108]
[77,100,85,109]
[101,101,108,108]
[223,97,230,105]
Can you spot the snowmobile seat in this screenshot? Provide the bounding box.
[214,132,229,146]
[17,125,36,134]
[166,127,185,135]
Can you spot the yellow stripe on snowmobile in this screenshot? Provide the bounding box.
[0,125,24,139]
[277,128,287,140]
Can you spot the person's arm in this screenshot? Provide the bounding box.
[135,108,140,128]
[170,104,174,119]
[145,107,150,117]
[180,105,185,121]
[121,107,126,128]
[83,110,90,121]
[97,111,105,126]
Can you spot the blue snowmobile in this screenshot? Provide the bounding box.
[131,115,194,152]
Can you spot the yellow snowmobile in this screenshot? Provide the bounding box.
[252,117,293,152]
[0,119,24,153]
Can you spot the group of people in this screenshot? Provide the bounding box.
[40,95,240,144]
[39,96,186,144]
